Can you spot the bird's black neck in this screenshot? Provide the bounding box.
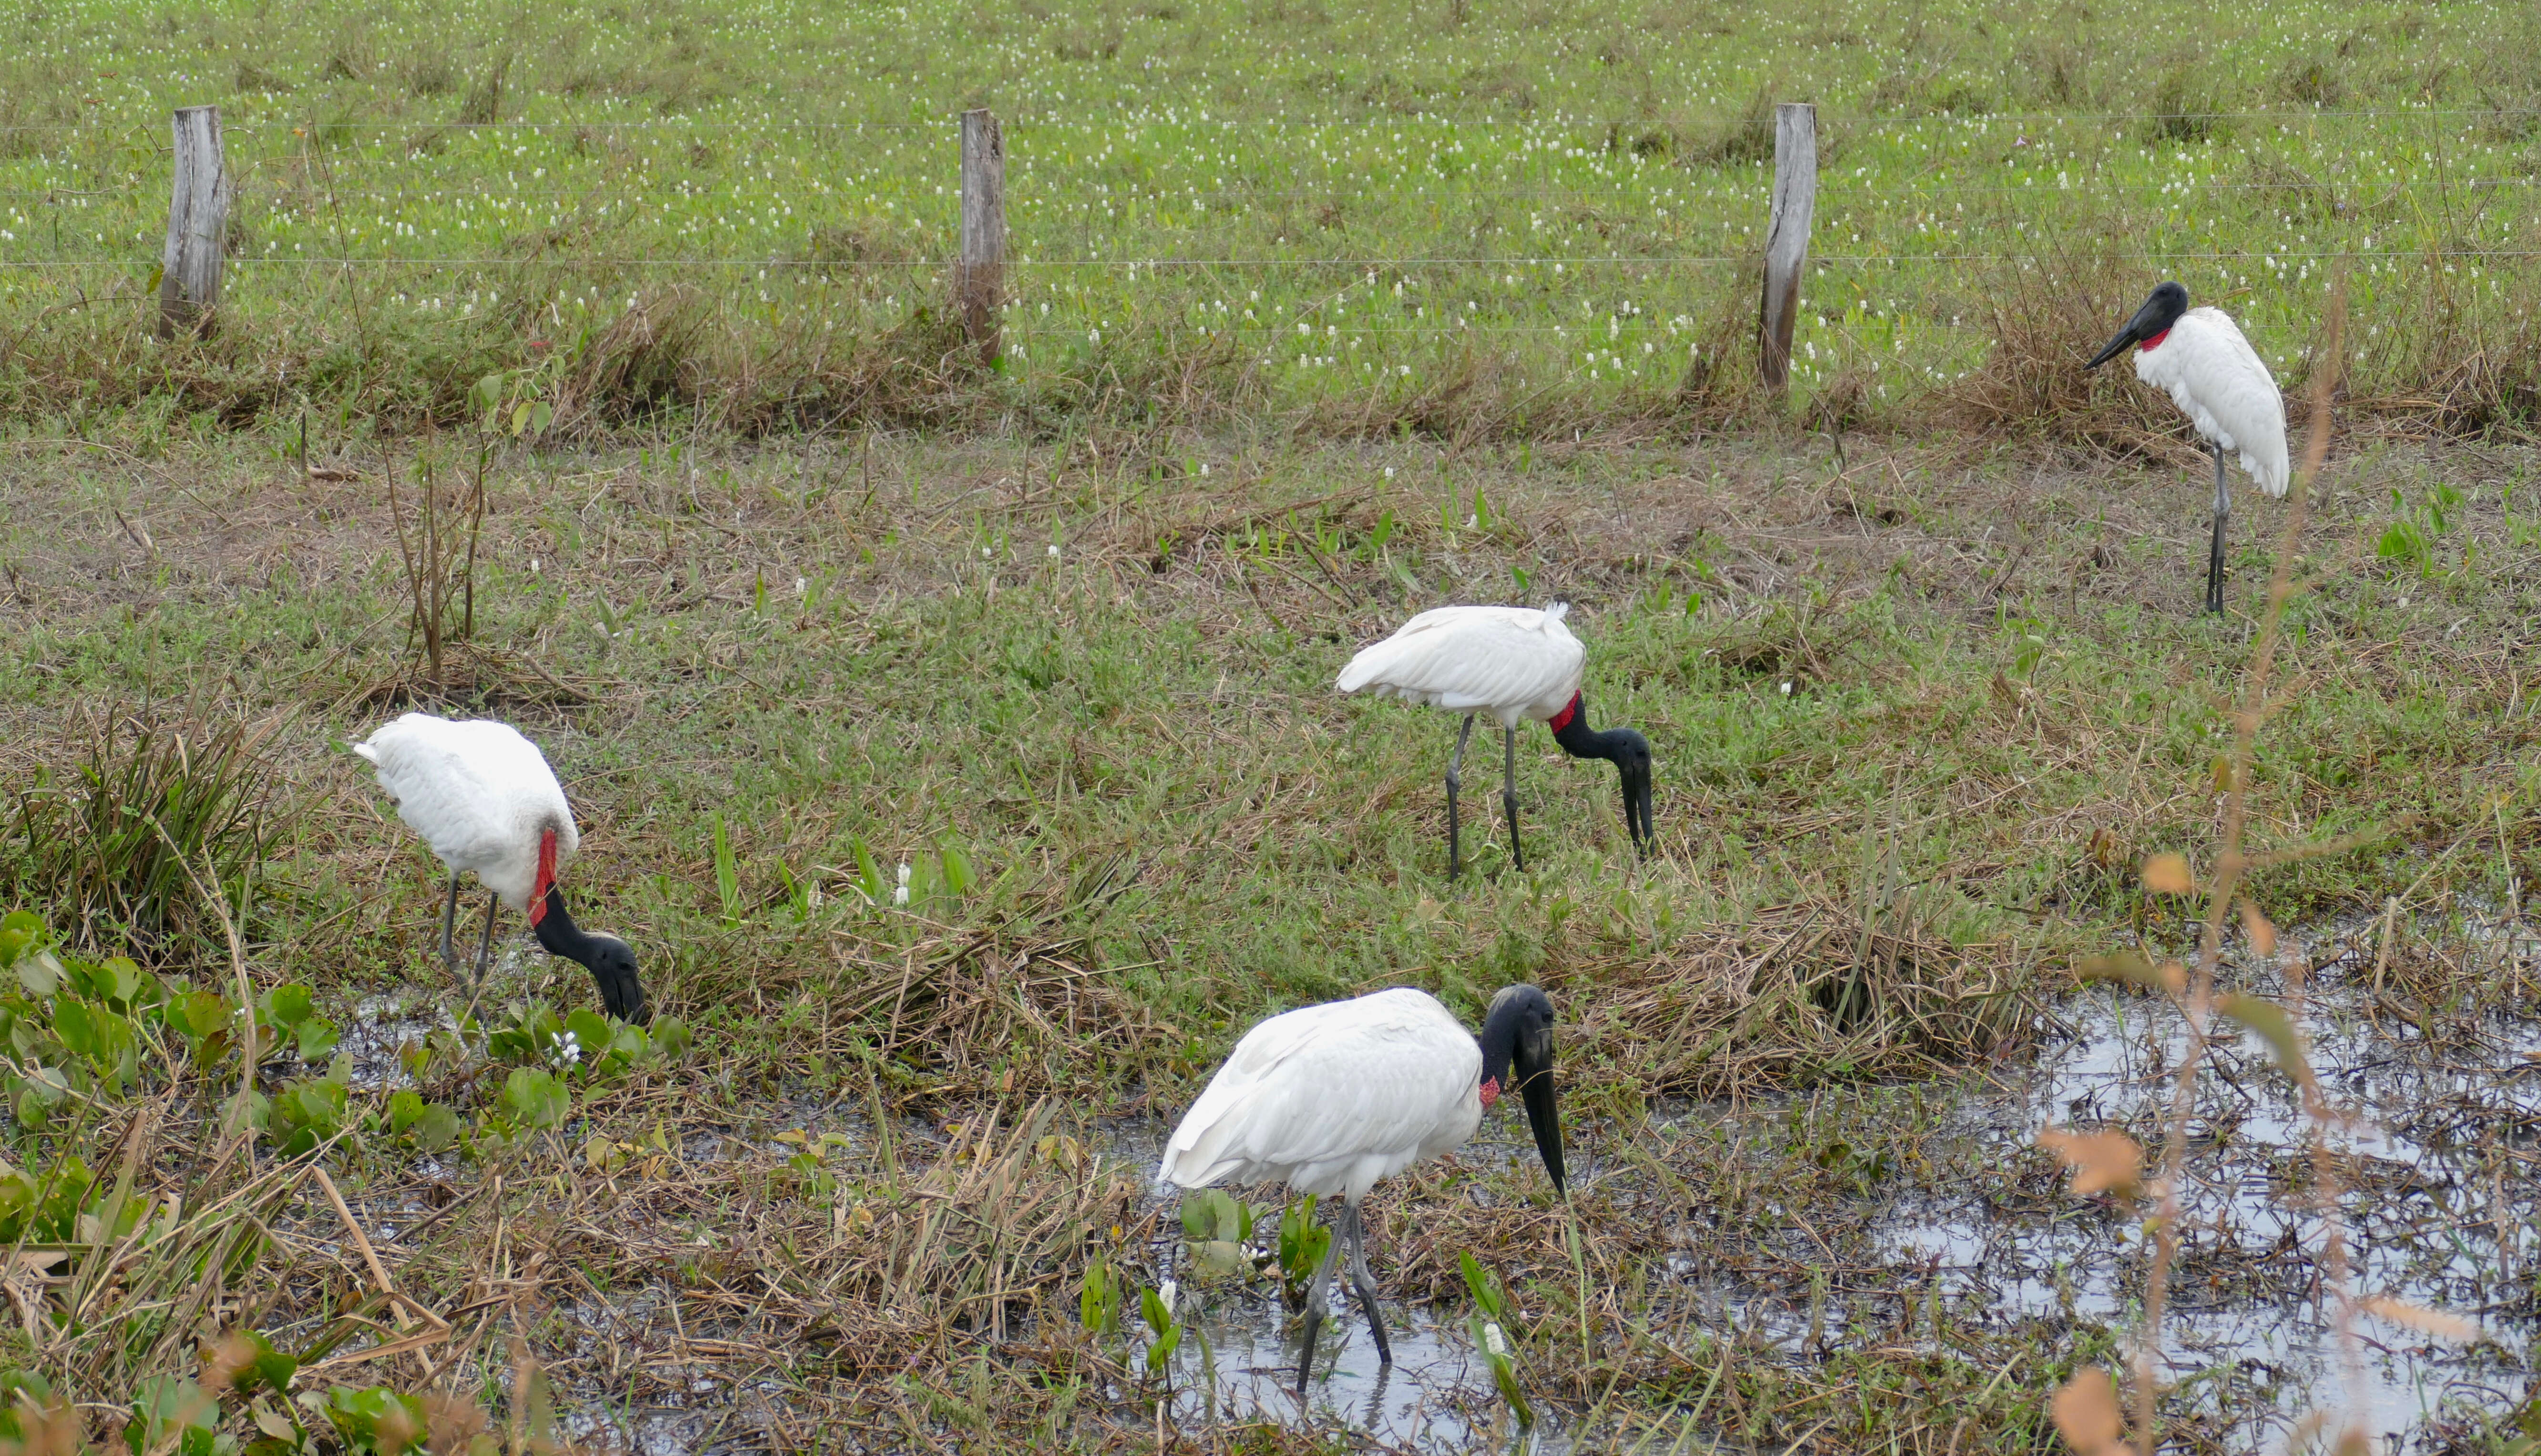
[532,888,600,965]
[1549,693,1629,762]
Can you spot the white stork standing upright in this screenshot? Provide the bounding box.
[1336,603,1651,878]
[1158,984,1566,1392]
[353,713,647,1023]
[2086,281,2290,614]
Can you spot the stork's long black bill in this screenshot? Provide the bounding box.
[2086,281,2191,371]
[1619,761,1654,859]
[1517,1032,1566,1197]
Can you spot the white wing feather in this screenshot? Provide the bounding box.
[2134,307,2289,498]
[352,714,578,909]
[1334,605,1585,726]
[1159,988,1482,1201]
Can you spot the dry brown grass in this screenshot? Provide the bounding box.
[1559,900,2033,1099]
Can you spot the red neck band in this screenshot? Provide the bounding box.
[528,828,559,926]
[1478,1076,1501,1109]
[1546,693,1582,734]
[2138,328,2171,352]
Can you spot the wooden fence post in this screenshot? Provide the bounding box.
[1756,102,1816,392]
[957,109,1006,367]
[158,105,229,339]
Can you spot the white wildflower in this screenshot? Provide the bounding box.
[893,863,912,906]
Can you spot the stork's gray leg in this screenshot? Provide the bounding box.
[2207,443,2231,616]
[1444,714,1477,881]
[1296,1202,1347,1394]
[1342,1199,1394,1366]
[1501,724,1524,874]
[472,892,499,987]
[438,872,462,974]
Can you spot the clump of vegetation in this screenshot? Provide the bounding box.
[6,713,281,965]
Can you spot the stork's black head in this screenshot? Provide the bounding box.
[1549,694,1656,858]
[1478,983,1565,1195]
[2087,281,2191,370]
[533,888,649,1024]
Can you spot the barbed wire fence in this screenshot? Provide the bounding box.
[1,98,2535,420]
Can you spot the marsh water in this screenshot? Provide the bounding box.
[336,915,2541,1453]
[1084,914,2541,1453]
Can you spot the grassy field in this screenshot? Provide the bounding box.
[5,0,2541,1450]
[0,419,2534,1449]
[4,0,2541,438]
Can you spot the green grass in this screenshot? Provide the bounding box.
[0,422,2535,1445]
[7,0,2541,1445]
[4,0,2541,435]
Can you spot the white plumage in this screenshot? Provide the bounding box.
[1335,604,1584,728]
[2131,306,2290,499]
[1157,982,1564,1389]
[1160,988,1483,1202]
[354,713,579,912]
[1336,603,1652,875]
[2088,281,2292,615]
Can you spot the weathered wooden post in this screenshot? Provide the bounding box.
[1756,102,1816,392]
[158,105,230,339]
[957,108,1006,367]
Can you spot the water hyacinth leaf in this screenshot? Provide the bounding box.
[262,984,315,1031]
[13,951,58,999]
[295,1016,339,1062]
[103,956,143,1004]
[565,1008,613,1057]
[2049,1366,2125,1456]
[0,911,38,964]
[2218,993,2313,1086]
[2036,1127,2142,1200]
[650,1016,694,1059]
[51,998,99,1060]
[2139,852,2194,895]
[2360,1295,2485,1343]
[1188,1239,1252,1282]
[413,1104,463,1152]
[501,1068,570,1128]
[387,1089,424,1133]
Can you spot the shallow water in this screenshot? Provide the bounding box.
[1163,1291,1563,1452]
[1652,913,2541,1453]
[360,914,2541,1452]
[1110,916,2541,1453]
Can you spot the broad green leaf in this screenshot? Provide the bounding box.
[14,953,58,998]
[501,1067,570,1128]
[53,998,98,1059]
[0,912,40,965]
[296,1017,339,1062]
[1188,1239,1252,1282]
[414,1104,463,1152]
[565,1008,614,1055]
[263,984,314,1031]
